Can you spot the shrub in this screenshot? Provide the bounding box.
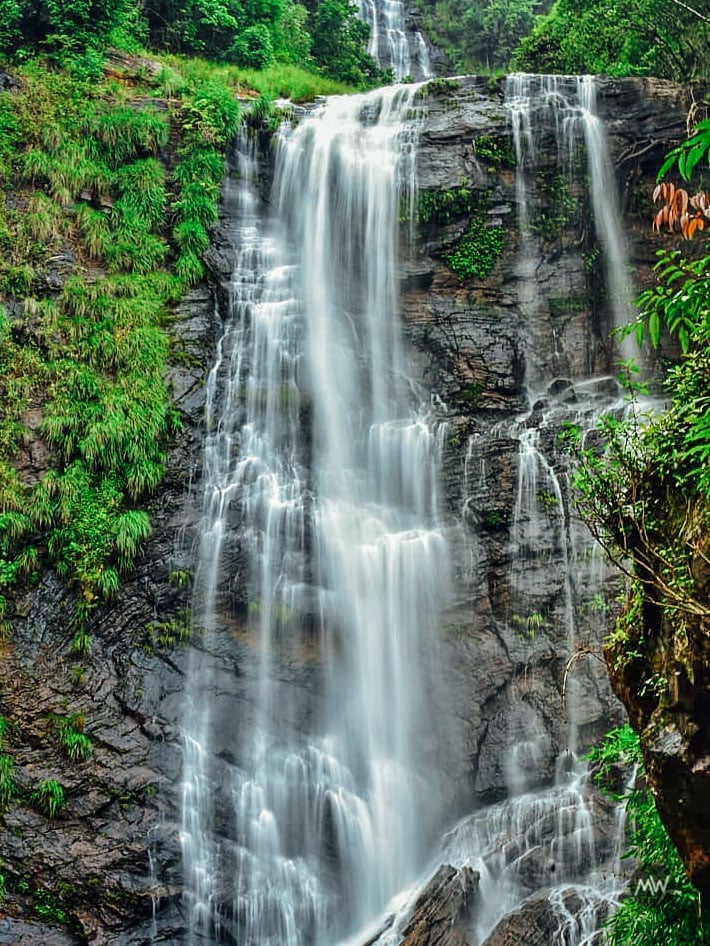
[230,24,275,70]
[32,779,66,817]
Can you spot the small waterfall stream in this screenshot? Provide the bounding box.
[358,0,433,80]
[177,74,640,946]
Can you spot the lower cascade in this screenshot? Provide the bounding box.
[178,76,643,946]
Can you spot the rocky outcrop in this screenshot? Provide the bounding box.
[401,75,692,809]
[606,602,710,910]
[480,887,610,946]
[0,283,217,942]
[363,865,479,946]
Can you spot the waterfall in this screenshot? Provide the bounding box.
[502,74,636,758]
[358,0,433,80]
[181,85,448,945]
[176,73,640,946]
[506,73,635,383]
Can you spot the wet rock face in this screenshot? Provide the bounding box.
[0,79,697,943]
[402,74,692,811]
[479,887,610,946]
[363,865,479,946]
[0,283,220,942]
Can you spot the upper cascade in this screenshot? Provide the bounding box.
[358,0,434,80]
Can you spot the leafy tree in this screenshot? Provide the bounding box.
[464,0,538,70]
[413,0,545,73]
[229,22,275,68]
[513,0,710,80]
[0,0,136,61]
[569,124,710,927]
[311,0,384,85]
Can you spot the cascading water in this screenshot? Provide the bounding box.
[358,0,433,80]
[506,73,635,384]
[177,72,642,946]
[503,74,636,759]
[181,86,449,945]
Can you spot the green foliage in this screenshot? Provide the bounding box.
[474,134,514,169]
[414,77,460,98]
[511,610,545,639]
[531,172,579,241]
[588,726,703,946]
[631,251,710,354]
[143,0,375,88]
[658,120,710,183]
[415,0,537,73]
[145,609,193,649]
[230,23,276,69]
[31,886,69,924]
[571,127,710,624]
[91,106,169,167]
[0,753,15,810]
[445,217,505,281]
[31,779,66,817]
[416,182,476,224]
[169,568,192,588]
[0,0,135,61]
[513,0,709,81]
[53,713,93,761]
[311,0,386,86]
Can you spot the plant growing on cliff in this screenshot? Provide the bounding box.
[31,779,66,818]
[0,753,15,810]
[445,216,505,281]
[53,713,93,762]
[589,726,703,946]
[573,121,710,622]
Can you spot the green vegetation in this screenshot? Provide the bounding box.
[31,779,66,817]
[574,124,710,628]
[513,0,709,81]
[53,713,93,761]
[0,717,14,811]
[511,610,545,639]
[415,0,539,74]
[0,0,385,89]
[145,609,193,650]
[416,182,476,224]
[414,77,460,98]
[0,751,15,811]
[474,134,514,170]
[0,66,186,625]
[31,885,70,924]
[567,121,710,939]
[589,726,703,946]
[531,172,580,241]
[445,216,505,281]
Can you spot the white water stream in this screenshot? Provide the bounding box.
[358,0,432,80]
[182,86,448,946]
